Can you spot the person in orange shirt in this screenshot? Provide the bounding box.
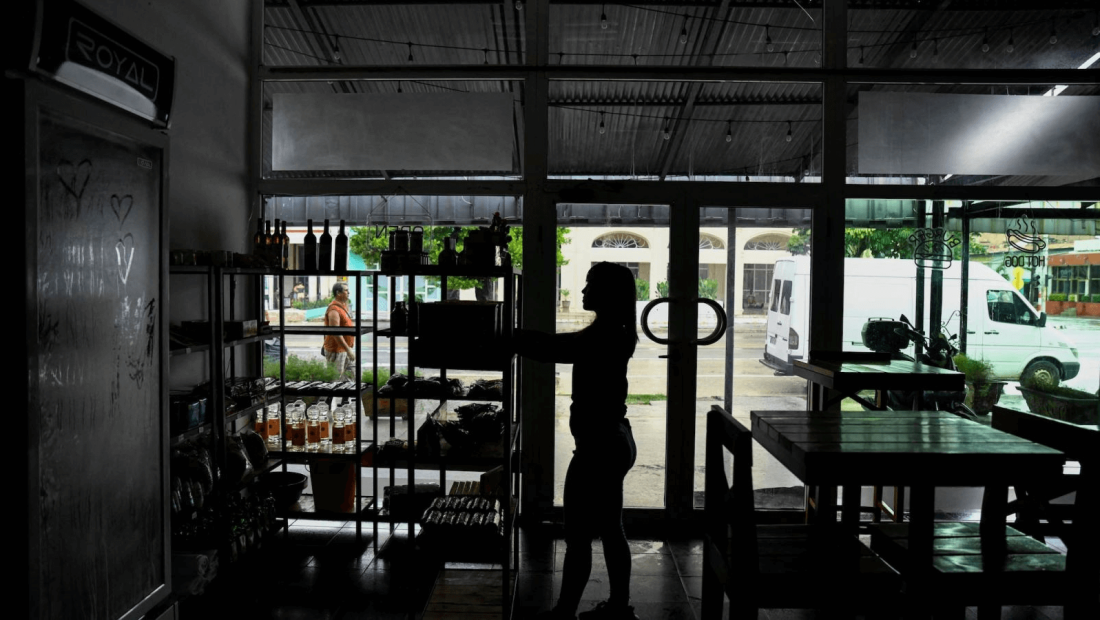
[323,282,356,380]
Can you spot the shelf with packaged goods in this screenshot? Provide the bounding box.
[170,343,212,358]
[269,441,375,462]
[371,419,519,473]
[170,398,279,446]
[280,325,375,337]
[281,494,376,520]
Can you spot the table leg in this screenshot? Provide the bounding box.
[980,485,1008,558]
[1066,462,1099,619]
[812,485,838,525]
[841,485,861,530]
[907,486,936,617]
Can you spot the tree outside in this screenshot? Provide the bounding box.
[787,227,987,259]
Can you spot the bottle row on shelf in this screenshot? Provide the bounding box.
[252,217,349,272]
[256,398,361,454]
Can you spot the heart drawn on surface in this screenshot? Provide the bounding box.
[57,159,92,201]
[111,195,133,227]
[116,234,135,285]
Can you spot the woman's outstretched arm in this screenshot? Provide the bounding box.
[513,328,584,364]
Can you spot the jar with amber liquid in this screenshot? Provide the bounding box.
[317,402,332,450]
[305,405,321,452]
[343,402,358,452]
[331,408,346,453]
[266,404,281,447]
[287,408,306,452]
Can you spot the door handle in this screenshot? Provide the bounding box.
[966,330,976,334]
[640,297,727,346]
[984,330,999,335]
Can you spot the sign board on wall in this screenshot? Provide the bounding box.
[858,92,1100,177]
[272,93,516,172]
[26,0,176,126]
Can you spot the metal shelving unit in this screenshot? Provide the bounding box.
[368,265,523,613]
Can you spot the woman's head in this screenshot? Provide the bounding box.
[582,262,639,345]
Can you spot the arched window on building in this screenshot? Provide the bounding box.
[699,234,725,250]
[592,232,649,248]
[744,233,790,251]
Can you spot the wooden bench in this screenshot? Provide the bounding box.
[701,406,901,619]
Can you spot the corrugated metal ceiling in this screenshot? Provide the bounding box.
[260,1,1100,184]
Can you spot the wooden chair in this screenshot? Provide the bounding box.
[866,408,1099,619]
[701,406,901,619]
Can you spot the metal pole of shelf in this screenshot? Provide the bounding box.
[212,266,227,494]
[372,272,380,547]
[406,272,415,546]
[355,271,362,543]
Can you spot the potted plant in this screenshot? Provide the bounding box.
[560,289,570,312]
[952,354,1007,415]
[1018,379,1100,426]
[1045,293,1067,315]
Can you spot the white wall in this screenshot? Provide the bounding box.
[80,0,252,387]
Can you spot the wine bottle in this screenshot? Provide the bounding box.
[303,219,317,272]
[334,220,348,273]
[265,220,277,266]
[319,219,333,273]
[281,221,290,269]
[253,218,265,257]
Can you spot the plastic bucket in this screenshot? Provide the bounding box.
[310,459,357,513]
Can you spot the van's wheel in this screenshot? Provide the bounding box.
[1022,360,1060,388]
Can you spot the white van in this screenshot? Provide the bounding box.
[760,256,1081,386]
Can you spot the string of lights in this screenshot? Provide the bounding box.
[263,8,1096,63]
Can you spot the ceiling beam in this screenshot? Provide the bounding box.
[655,0,732,181]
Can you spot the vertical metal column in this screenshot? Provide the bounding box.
[960,205,971,354]
[724,218,737,412]
[808,0,848,411]
[930,201,946,340]
[665,200,700,517]
[520,0,554,520]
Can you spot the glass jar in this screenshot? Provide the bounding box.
[265,404,281,447]
[305,405,320,452]
[287,408,305,452]
[331,408,346,453]
[318,402,332,450]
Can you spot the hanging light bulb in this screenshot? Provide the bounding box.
[1049,21,1057,45]
[933,38,939,57]
[910,39,918,59]
[1093,12,1100,36]
[725,121,732,143]
[663,118,671,140]
[598,112,606,135]
[765,25,774,53]
[515,1,522,11]
[332,35,341,61]
[483,48,489,65]
[1006,30,1015,53]
[858,46,864,65]
[680,22,688,45]
[981,29,990,53]
[407,42,414,62]
[785,121,792,143]
[600,5,608,30]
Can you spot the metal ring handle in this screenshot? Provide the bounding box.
[694,298,727,346]
[640,298,671,345]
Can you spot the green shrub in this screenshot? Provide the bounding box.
[953,353,994,384]
[1021,378,1099,400]
[292,295,334,311]
[1048,293,1068,302]
[656,281,670,298]
[266,354,411,386]
[698,278,719,300]
[635,278,650,301]
[1068,294,1079,302]
[1092,294,1100,303]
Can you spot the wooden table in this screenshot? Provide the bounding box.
[749,410,1065,574]
[793,352,964,411]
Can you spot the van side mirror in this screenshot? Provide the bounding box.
[1037,311,1047,327]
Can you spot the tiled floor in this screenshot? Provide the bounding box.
[176,519,1070,620]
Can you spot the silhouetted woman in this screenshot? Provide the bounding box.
[517,262,640,620]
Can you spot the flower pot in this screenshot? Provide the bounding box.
[964,381,1007,415]
[1018,386,1100,426]
[561,300,570,312]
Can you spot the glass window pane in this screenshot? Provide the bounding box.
[847,85,1100,187]
[548,81,822,183]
